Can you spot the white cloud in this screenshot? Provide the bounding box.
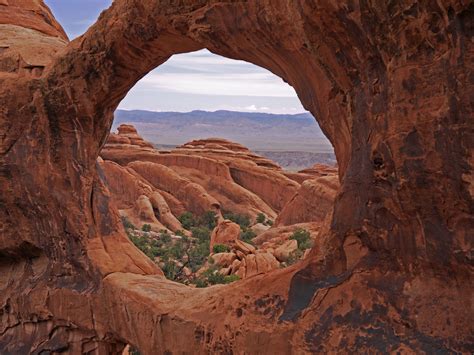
[142,49,298,97]
[119,49,306,113]
[137,72,297,97]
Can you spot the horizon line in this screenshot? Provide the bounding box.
[116,108,311,115]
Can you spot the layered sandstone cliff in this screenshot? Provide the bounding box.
[99,125,336,284]
[101,126,310,223]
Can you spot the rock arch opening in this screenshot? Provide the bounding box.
[100,49,339,287]
[1,1,472,353]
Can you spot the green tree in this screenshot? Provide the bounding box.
[160,231,172,244]
[256,213,266,224]
[193,278,208,288]
[188,241,210,272]
[199,210,218,229]
[240,229,256,244]
[178,211,196,230]
[141,224,151,232]
[169,241,185,259]
[213,244,230,253]
[191,226,211,243]
[121,216,136,230]
[286,249,304,265]
[162,261,180,280]
[223,274,240,284]
[223,212,250,229]
[289,228,312,250]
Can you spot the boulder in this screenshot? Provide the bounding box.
[209,220,241,252]
[235,250,245,260]
[234,239,256,255]
[211,252,237,267]
[251,223,270,235]
[273,240,298,262]
[252,222,321,250]
[244,254,258,277]
[218,267,231,276]
[240,252,279,278]
[229,259,242,274]
[255,252,280,273]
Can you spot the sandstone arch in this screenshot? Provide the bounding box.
[1,1,473,353]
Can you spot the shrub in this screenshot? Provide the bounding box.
[266,219,274,226]
[206,270,226,285]
[191,226,211,243]
[179,210,218,230]
[121,216,136,230]
[130,235,148,251]
[149,246,161,258]
[240,229,256,244]
[162,261,180,280]
[256,213,266,224]
[289,228,312,250]
[213,244,230,253]
[193,278,208,288]
[141,224,152,232]
[129,234,157,259]
[201,268,240,285]
[178,211,196,230]
[223,212,250,229]
[223,274,240,284]
[199,210,218,230]
[286,249,304,265]
[150,238,161,248]
[169,241,185,259]
[175,229,186,237]
[188,241,210,272]
[159,231,172,244]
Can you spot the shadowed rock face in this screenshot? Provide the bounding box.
[0,1,473,354]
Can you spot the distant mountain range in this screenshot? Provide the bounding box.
[113,110,334,156]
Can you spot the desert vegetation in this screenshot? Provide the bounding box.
[123,211,312,286]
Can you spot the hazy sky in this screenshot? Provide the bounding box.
[45,0,306,114]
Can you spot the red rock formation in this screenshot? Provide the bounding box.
[128,160,222,216]
[0,0,67,77]
[276,175,339,226]
[283,163,339,184]
[175,138,300,212]
[209,219,241,252]
[229,160,300,212]
[115,124,155,148]
[102,126,280,220]
[176,138,281,169]
[0,0,67,40]
[253,222,322,250]
[1,1,472,353]
[99,160,183,232]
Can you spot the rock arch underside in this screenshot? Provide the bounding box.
[0,0,473,353]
